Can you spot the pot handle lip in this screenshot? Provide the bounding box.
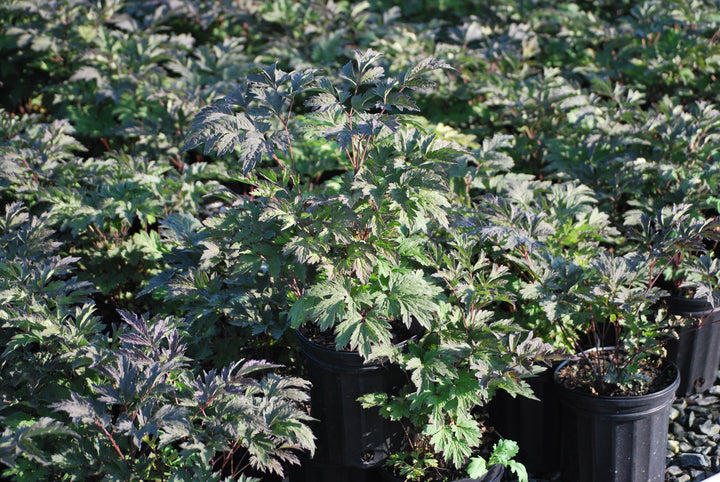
[662,295,719,315]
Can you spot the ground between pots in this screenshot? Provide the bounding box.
[665,371,720,482]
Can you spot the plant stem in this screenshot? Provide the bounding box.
[95,419,126,462]
[557,318,602,384]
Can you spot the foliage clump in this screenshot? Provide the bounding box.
[2,0,720,480]
[0,203,314,481]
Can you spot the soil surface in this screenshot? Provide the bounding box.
[555,348,678,397]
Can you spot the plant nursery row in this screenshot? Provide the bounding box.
[2,0,720,481]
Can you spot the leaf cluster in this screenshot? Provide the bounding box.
[0,203,315,481]
[183,51,461,359]
[359,230,555,479]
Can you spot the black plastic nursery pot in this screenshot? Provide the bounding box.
[487,365,561,475]
[663,295,720,396]
[296,329,407,470]
[377,464,505,482]
[291,457,377,482]
[554,352,680,482]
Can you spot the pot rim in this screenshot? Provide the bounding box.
[378,463,505,482]
[295,327,418,367]
[662,294,720,317]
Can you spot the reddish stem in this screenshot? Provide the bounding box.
[95,419,126,462]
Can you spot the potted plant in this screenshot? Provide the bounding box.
[626,203,720,396]
[182,50,464,475]
[493,201,719,480]
[547,250,680,482]
[469,177,619,475]
[473,182,720,477]
[359,229,556,482]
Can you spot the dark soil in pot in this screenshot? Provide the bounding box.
[555,347,676,396]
